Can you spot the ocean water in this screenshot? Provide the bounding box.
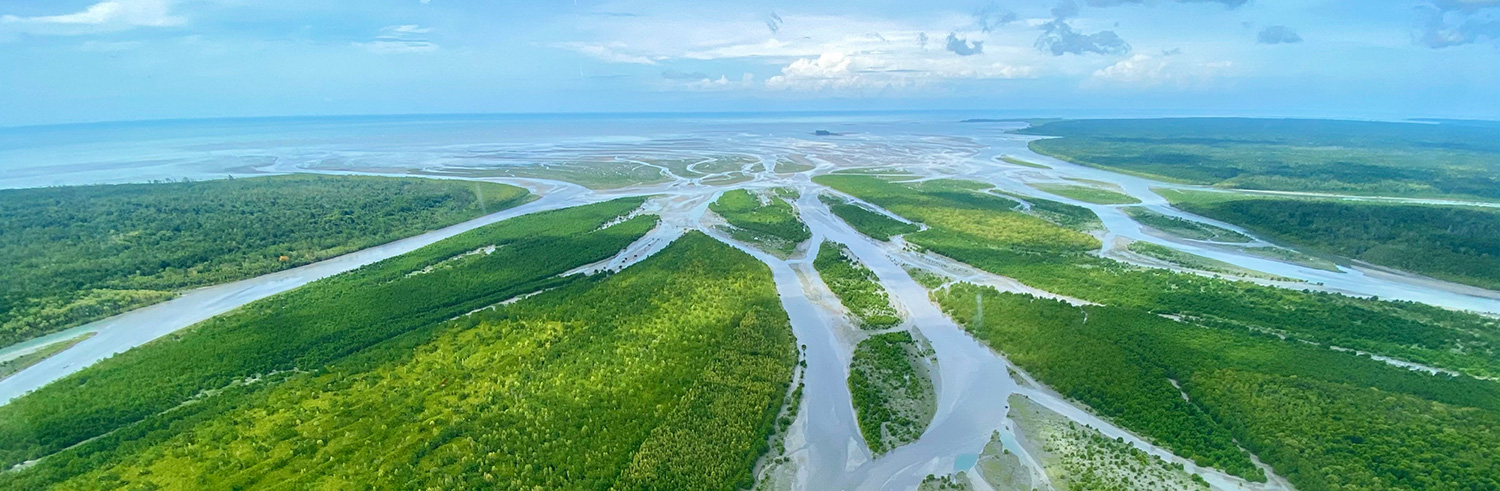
[0,111,1019,190]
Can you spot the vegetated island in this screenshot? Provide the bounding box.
[0,174,531,347]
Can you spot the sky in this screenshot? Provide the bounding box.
[1,0,1497,126]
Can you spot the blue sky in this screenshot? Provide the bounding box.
[1,0,1497,126]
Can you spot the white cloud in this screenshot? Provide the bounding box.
[765,51,1032,91]
[559,11,1038,92]
[356,24,438,54]
[1088,52,1232,88]
[0,0,184,35]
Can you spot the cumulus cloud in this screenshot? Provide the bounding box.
[1257,25,1302,44]
[765,52,869,90]
[1035,19,1130,55]
[0,0,184,35]
[765,51,1030,91]
[945,33,984,56]
[355,24,438,54]
[973,3,1018,32]
[1415,0,1499,48]
[1090,52,1232,87]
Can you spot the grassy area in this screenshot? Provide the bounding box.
[7,231,797,490]
[1234,245,1342,272]
[1008,395,1207,491]
[904,266,950,290]
[848,331,937,455]
[971,430,1033,491]
[773,158,816,174]
[0,199,654,475]
[821,195,920,241]
[0,175,532,347]
[710,189,811,257]
[813,175,1102,255]
[1030,183,1141,205]
[1125,241,1295,281]
[1017,118,1500,200]
[0,333,94,381]
[990,189,1102,231]
[814,241,901,329]
[1160,189,1499,289]
[1123,206,1250,242]
[938,285,1500,491]
[997,155,1050,169]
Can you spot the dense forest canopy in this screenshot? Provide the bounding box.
[0,198,652,477]
[2,231,797,490]
[1016,118,1500,199]
[0,175,531,346]
[821,172,1500,488]
[1160,190,1500,290]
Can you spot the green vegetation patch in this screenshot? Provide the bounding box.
[990,190,1103,232]
[773,158,816,174]
[1008,395,1208,491]
[0,175,531,347]
[1234,245,1341,272]
[814,241,901,329]
[1161,189,1500,290]
[813,175,1102,255]
[1125,241,1294,281]
[1030,183,1141,205]
[820,195,920,241]
[972,430,1033,491]
[997,155,1050,169]
[1122,206,1250,242]
[12,231,797,490]
[822,174,1498,377]
[826,172,1500,486]
[1018,118,1500,200]
[848,331,937,455]
[435,160,671,189]
[937,285,1500,489]
[0,198,653,474]
[710,189,811,257]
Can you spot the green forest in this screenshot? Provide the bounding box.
[847,331,936,455]
[6,231,797,490]
[817,174,1499,378]
[0,175,532,346]
[990,189,1102,232]
[1160,190,1500,290]
[1029,183,1140,205]
[1121,206,1249,242]
[1017,118,1500,200]
[710,189,811,256]
[0,198,653,478]
[813,242,901,329]
[818,173,1500,486]
[820,195,919,241]
[937,286,1499,491]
